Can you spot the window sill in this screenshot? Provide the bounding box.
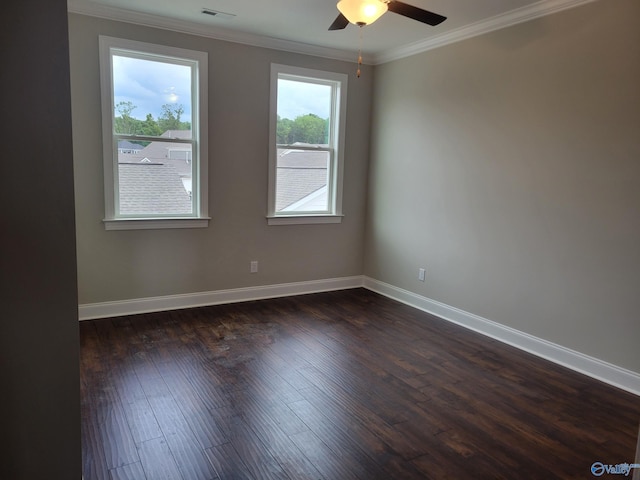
[103,217,210,231]
[267,215,343,226]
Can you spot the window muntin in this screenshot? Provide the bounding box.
[268,64,347,225]
[99,36,208,229]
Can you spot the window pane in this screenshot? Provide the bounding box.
[275,148,329,213]
[277,79,331,146]
[118,141,193,215]
[100,36,209,227]
[268,65,346,222]
[112,55,192,139]
[113,55,194,216]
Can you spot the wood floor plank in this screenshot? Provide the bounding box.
[298,384,428,479]
[118,396,163,445]
[85,359,139,472]
[204,442,253,480]
[239,400,324,480]
[221,415,290,480]
[80,289,640,480]
[259,346,316,392]
[232,389,309,437]
[297,369,428,459]
[164,429,220,480]
[109,461,147,480]
[137,437,183,480]
[155,359,229,448]
[100,399,140,469]
[287,429,355,480]
[81,403,110,480]
[287,398,390,479]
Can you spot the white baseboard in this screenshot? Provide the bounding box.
[363,277,640,396]
[78,274,640,396]
[78,276,365,321]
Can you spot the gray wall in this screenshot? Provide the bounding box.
[365,0,640,372]
[69,14,372,305]
[0,0,81,478]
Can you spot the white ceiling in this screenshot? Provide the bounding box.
[67,0,595,64]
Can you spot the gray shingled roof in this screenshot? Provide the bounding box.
[118,163,192,215]
[160,130,192,139]
[119,143,192,177]
[275,149,328,211]
[117,134,329,214]
[117,140,144,151]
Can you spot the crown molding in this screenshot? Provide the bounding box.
[371,0,598,64]
[68,0,597,66]
[67,0,361,63]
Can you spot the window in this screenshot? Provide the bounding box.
[267,64,348,225]
[99,36,209,230]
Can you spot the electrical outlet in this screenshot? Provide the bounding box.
[250,261,258,273]
[418,268,426,282]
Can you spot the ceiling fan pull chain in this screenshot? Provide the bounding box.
[357,25,363,78]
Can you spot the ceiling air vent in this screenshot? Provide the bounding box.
[201,8,236,20]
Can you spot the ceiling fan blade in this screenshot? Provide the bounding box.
[328,13,350,30]
[387,1,446,26]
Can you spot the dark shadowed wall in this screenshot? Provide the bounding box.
[0,0,81,478]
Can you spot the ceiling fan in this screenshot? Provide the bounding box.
[329,0,447,30]
[328,0,446,77]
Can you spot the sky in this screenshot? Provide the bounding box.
[113,55,331,121]
[277,79,331,120]
[113,55,192,121]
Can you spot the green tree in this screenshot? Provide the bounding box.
[276,115,294,144]
[276,114,329,144]
[158,104,190,132]
[113,102,167,142]
[289,113,328,144]
[139,113,163,137]
[114,101,138,134]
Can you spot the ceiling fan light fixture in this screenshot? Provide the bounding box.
[337,0,388,26]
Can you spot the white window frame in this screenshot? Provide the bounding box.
[267,64,347,226]
[99,36,209,230]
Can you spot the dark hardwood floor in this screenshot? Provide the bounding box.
[80,288,640,479]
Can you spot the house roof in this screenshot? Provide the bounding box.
[117,138,329,214]
[275,149,328,212]
[117,140,144,151]
[118,132,192,177]
[161,130,192,139]
[118,163,191,215]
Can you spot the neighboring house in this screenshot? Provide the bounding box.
[160,130,192,140]
[118,133,328,214]
[275,148,329,212]
[117,140,144,154]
